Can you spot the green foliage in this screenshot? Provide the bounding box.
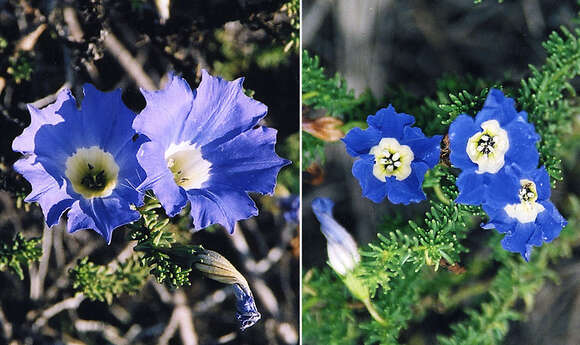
[277,132,300,193]
[518,27,580,182]
[0,233,42,279]
[438,199,579,345]
[302,50,367,120]
[70,256,148,304]
[360,166,483,298]
[213,24,293,80]
[282,0,300,52]
[7,53,34,84]
[416,75,493,136]
[129,200,203,288]
[302,131,326,169]
[303,269,360,345]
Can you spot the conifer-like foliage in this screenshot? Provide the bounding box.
[0,233,41,280]
[70,256,148,304]
[303,11,580,345]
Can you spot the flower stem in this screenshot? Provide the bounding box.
[362,297,388,326]
[433,184,451,205]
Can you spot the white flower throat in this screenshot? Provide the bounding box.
[466,120,509,174]
[370,138,414,182]
[165,141,212,190]
[65,146,119,199]
[504,179,545,223]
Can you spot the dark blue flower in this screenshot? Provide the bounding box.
[342,105,442,204]
[449,88,540,205]
[12,86,145,243]
[481,164,567,261]
[312,197,360,275]
[279,194,300,224]
[133,71,290,233]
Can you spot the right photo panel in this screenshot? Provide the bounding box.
[301,1,580,345]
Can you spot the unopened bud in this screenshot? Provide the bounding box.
[194,249,260,331]
[312,198,360,275]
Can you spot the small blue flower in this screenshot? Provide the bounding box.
[449,88,540,205]
[342,105,442,204]
[279,194,300,224]
[312,197,360,275]
[12,86,145,243]
[133,71,290,233]
[481,164,567,261]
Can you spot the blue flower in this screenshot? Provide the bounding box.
[481,164,567,261]
[12,86,145,243]
[312,197,360,275]
[342,105,442,204]
[279,194,300,224]
[133,71,290,233]
[449,88,540,205]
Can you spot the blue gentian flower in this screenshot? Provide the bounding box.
[481,164,567,261]
[342,105,442,204]
[449,88,540,205]
[12,86,145,243]
[133,71,290,233]
[312,197,360,275]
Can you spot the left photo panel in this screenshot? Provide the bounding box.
[0,1,299,344]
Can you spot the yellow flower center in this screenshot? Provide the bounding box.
[466,120,509,174]
[65,146,119,199]
[369,138,414,182]
[165,141,212,190]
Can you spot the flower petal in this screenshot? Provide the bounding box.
[504,120,540,172]
[68,197,140,244]
[136,141,188,217]
[180,70,267,147]
[500,222,536,261]
[80,84,139,156]
[203,126,290,194]
[536,201,567,242]
[13,155,74,227]
[385,161,428,204]
[454,170,488,205]
[186,187,258,233]
[482,166,521,207]
[449,114,478,171]
[481,204,516,233]
[475,89,519,127]
[351,155,389,203]
[342,126,382,157]
[401,126,442,167]
[12,89,74,154]
[366,105,415,140]
[134,72,194,148]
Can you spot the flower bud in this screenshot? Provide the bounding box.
[312,198,360,275]
[194,249,260,331]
